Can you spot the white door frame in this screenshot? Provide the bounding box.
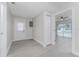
[0,2,7,57]
[51,7,76,55]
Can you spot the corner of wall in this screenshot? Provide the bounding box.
[51,41,56,45]
[7,41,12,55]
[33,39,47,47]
[72,50,79,56]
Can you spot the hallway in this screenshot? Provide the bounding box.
[8,39,76,57]
[1,2,79,57]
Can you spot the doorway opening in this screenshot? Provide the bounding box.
[55,9,72,53]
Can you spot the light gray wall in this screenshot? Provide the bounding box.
[43,12,51,45]
[33,12,51,47]
[72,6,79,55]
[33,13,45,46]
[7,5,13,53]
[13,17,33,41]
[0,2,9,57]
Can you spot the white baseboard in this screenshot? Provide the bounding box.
[7,41,12,55]
[46,42,51,45]
[33,39,47,47]
[72,50,79,56]
[51,41,55,45]
[13,38,33,42]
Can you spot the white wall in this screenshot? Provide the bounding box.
[0,2,8,57]
[7,5,13,53]
[13,17,33,41]
[43,12,51,45]
[33,12,51,47]
[72,6,79,56]
[0,3,1,56]
[33,13,45,46]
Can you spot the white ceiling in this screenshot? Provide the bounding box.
[8,2,77,18]
[56,9,72,21]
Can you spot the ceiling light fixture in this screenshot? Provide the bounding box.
[11,2,15,4]
[61,17,63,21]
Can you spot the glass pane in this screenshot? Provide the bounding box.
[63,23,72,38]
[17,22,24,32]
[57,23,64,37]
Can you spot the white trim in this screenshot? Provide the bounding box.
[7,41,12,55]
[13,38,33,42]
[33,39,47,47]
[0,2,7,57]
[51,41,55,45]
[72,50,79,56]
[72,7,76,56]
[46,42,51,45]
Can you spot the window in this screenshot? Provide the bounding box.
[17,22,24,32]
[57,23,72,38]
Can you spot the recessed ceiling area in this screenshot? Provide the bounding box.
[7,2,77,18]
